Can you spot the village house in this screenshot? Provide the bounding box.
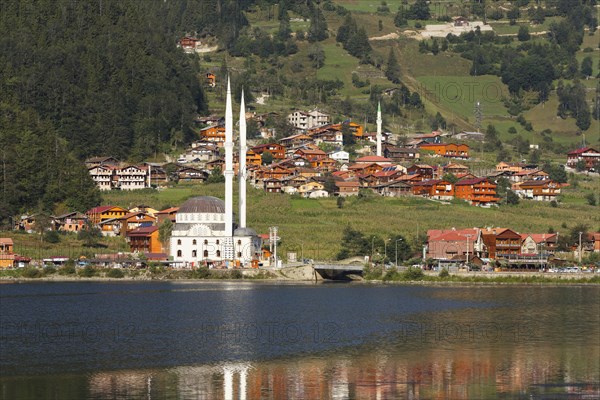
[329,150,350,163]
[84,156,120,169]
[127,226,162,253]
[177,36,201,52]
[407,164,435,180]
[263,178,283,193]
[53,212,88,232]
[177,167,209,182]
[115,165,148,190]
[510,169,548,183]
[477,228,522,259]
[86,206,129,225]
[454,178,499,206]
[251,143,286,161]
[88,165,114,191]
[427,228,479,261]
[383,145,420,162]
[156,207,178,224]
[334,180,360,197]
[287,110,330,130]
[374,179,412,197]
[520,233,558,255]
[331,122,364,138]
[443,163,469,175]
[419,143,470,159]
[140,163,169,187]
[280,134,313,149]
[566,147,600,171]
[412,179,454,200]
[199,125,226,145]
[0,238,30,268]
[513,180,561,201]
[413,132,442,144]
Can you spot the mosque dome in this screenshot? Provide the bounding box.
[177,196,225,214]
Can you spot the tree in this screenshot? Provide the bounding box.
[518,25,531,41]
[207,167,225,183]
[506,190,520,205]
[336,226,370,260]
[308,44,325,69]
[581,56,593,78]
[385,48,402,84]
[337,196,346,209]
[308,6,328,42]
[342,123,356,147]
[261,151,274,165]
[409,0,431,20]
[431,39,440,55]
[158,219,173,251]
[585,193,597,206]
[78,221,102,247]
[442,173,458,184]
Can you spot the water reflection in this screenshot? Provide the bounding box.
[1,283,598,399]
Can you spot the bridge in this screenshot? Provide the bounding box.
[313,264,364,280]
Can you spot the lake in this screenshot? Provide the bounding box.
[0,281,598,399]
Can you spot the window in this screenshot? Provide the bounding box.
[177,239,181,245]
[216,240,220,245]
[193,239,197,245]
[192,250,197,257]
[204,240,208,245]
[237,240,242,245]
[203,250,208,257]
[237,252,242,257]
[216,250,221,257]
[177,250,182,257]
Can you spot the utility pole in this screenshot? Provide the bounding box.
[578,231,583,264]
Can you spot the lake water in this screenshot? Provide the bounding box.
[0,281,598,399]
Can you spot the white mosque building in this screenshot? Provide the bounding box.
[170,80,261,268]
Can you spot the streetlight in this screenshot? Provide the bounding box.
[371,236,376,265]
[395,238,403,267]
[465,234,472,266]
[384,238,390,267]
[578,231,583,264]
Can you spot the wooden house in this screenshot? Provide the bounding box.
[127,226,162,253]
[454,178,499,206]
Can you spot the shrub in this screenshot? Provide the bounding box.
[439,268,449,278]
[192,267,211,279]
[402,266,424,280]
[22,267,41,278]
[508,126,517,134]
[228,270,243,279]
[78,265,96,277]
[383,267,401,281]
[44,266,57,275]
[44,230,61,243]
[106,268,124,278]
[58,264,76,275]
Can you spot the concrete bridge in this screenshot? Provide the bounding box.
[313,264,364,280]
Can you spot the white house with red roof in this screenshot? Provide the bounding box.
[566,147,600,171]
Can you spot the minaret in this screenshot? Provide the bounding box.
[224,77,234,236]
[376,101,382,157]
[238,90,247,229]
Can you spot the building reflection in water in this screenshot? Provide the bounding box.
[83,344,599,399]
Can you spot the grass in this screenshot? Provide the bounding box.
[42,181,592,262]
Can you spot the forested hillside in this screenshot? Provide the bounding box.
[0,0,218,224]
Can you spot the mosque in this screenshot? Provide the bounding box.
[170,80,261,267]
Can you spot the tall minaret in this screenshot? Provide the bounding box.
[376,101,382,157]
[238,90,247,229]
[224,77,234,236]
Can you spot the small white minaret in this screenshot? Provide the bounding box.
[224,77,234,237]
[376,101,382,157]
[238,89,247,229]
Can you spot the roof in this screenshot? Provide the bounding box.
[567,147,598,155]
[520,233,557,243]
[335,180,360,188]
[0,238,14,245]
[178,196,225,214]
[127,226,159,236]
[157,207,179,215]
[355,156,392,163]
[87,205,119,214]
[455,177,490,186]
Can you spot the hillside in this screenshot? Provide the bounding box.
[1,0,599,222]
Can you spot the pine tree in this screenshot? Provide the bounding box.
[385,48,402,84]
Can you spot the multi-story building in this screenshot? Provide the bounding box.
[454,178,499,206]
[287,110,330,130]
[115,165,148,190]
